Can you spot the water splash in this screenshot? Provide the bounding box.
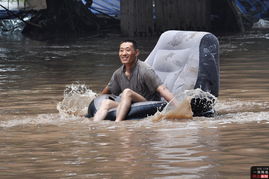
[2,85,268,129]
[151,88,217,121]
[57,83,97,117]
[151,97,193,122]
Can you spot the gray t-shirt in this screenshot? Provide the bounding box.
[108,60,163,101]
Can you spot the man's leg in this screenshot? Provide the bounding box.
[115,89,146,122]
[93,99,118,121]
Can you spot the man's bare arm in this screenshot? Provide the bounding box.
[157,85,177,104]
[101,86,111,94]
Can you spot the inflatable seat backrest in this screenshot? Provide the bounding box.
[145,30,219,97]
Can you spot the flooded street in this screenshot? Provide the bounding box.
[0,30,269,178]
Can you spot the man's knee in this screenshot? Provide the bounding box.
[121,88,133,99]
[100,99,116,110]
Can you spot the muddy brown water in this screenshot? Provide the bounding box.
[0,31,269,178]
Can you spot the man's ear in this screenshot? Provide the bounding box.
[135,49,140,57]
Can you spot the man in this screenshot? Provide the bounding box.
[93,40,175,122]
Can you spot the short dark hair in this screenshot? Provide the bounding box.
[120,40,138,50]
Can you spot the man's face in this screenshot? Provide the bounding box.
[119,42,139,65]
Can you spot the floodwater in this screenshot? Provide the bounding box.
[0,30,269,178]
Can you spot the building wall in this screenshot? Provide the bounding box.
[121,0,211,36]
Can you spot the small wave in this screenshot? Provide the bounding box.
[215,99,268,114]
[211,111,269,125]
[0,114,61,128]
[0,113,89,128]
